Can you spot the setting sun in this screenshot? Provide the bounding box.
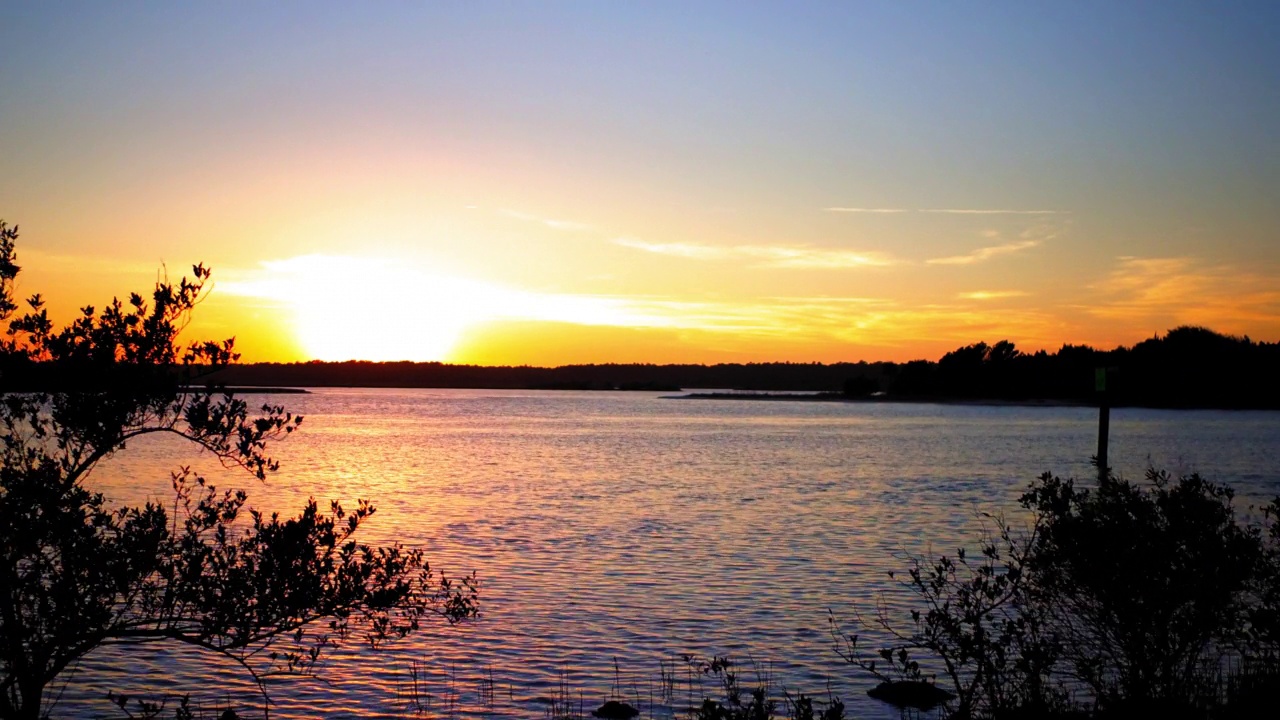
[223,256,502,361]
[221,255,678,362]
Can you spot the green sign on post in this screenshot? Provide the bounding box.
[1095,368,1107,392]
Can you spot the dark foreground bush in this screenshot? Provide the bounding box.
[836,467,1280,720]
[0,222,478,720]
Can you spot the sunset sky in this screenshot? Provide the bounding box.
[2,3,1278,364]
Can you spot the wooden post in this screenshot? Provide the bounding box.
[1095,368,1109,481]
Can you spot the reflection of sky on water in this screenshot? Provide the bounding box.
[70,390,1280,719]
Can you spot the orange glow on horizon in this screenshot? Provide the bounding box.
[18,247,1280,368]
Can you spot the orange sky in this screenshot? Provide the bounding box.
[3,5,1278,364]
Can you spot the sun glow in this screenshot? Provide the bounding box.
[220,255,677,362]
[222,256,508,361]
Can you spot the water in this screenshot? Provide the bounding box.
[53,389,1280,719]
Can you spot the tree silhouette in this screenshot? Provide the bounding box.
[0,221,477,719]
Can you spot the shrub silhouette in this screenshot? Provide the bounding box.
[0,221,477,719]
[1022,468,1259,709]
[837,466,1278,718]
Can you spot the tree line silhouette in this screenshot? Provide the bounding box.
[884,327,1280,408]
[181,326,1280,409]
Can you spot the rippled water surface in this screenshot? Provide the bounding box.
[60,389,1280,719]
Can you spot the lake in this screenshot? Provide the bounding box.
[60,389,1280,719]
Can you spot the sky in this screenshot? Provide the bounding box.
[2,2,1278,364]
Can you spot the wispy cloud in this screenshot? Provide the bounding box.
[927,240,1040,265]
[500,209,592,232]
[1091,257,1203,307]
[920,209,1068,215]
[825,207,1068,215]
[578,256,1279,354]
[609,295,1063,353]
[616,296,897,335]
[764,296,883,304]
[1086,256,1280,325]
[958,290,1030,300]
[612,238,726,260]
[613,238,896,269]
[737,245,895,269]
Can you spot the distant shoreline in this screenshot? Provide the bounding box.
[668,391,1092,407]
[184,386,310,394]
[169,328,1280,411]
[177,385,1276,410]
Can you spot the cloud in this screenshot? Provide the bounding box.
[920,209,1068,215]
[764,296,883,304]
[505,255,1280,353]
[612,238,896,269]
[618,296,897,335]
[824,207,1068,215]
[958,290,1030,300]
[1086,256,1280,326]
[736,245,895,269]
[1091,257,1202,307]
[500,209,592,232]
[927,240,1041,265]
[609,295,1063,353]
[612,238,728,260]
